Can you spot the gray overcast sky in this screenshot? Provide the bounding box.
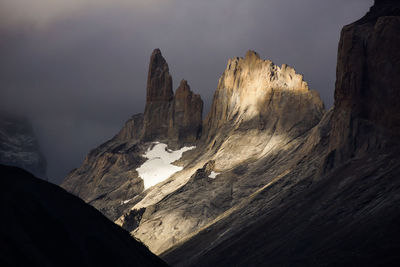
[0,0,373,184]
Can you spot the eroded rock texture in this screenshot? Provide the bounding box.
[204,50,323,143]
[143,49,203,144]
[119,51,326,254]
[168,80,203,144]
[143,49,174,141]
[62,49,203,220]
[161,2,400,266]
[329,0,400,166]
[62,114,147,220]
[63,2,400,264]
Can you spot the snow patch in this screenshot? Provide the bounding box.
[137,142,195,189]
[209,171,220,179]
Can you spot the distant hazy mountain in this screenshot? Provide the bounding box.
[0,112,46,178]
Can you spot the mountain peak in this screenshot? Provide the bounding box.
[175,79,190,95]
[143,50,203,143]
[203,51,323,145]
[146,49,173,103]
[245,50,260,60]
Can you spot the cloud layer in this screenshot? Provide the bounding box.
[0,0,373,183]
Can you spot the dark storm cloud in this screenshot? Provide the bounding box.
[0,0,373,183]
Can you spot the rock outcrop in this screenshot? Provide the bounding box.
[143,49,174,141]
[119,51,326,254]
[161,2,400,266]
[143,49,203,144]
[328,0,400,167]
[63,2,400,264]
[62,49,203,220]
[61,114,147,220]
[204,50,323,143]
[168,80,203,144]
[0,112,46,178]
[0,164,167,267]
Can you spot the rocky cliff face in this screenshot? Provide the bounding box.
[200,50,324,170]
[116,51,325,254]
[62,2,400,264]
[328,0,400,167]
[168,80,203,144]
[161,2,400,266]
[0,112,46,178]
[143,49,174,141]
[204,50,323,142]
[62,49,203,220]
[143,49,203,144]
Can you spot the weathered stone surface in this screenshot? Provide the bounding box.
[143,49,174,141]
[329,0,400,167]
[200,50,325,170]
[121,51,326,254]
[161,2,400,266]
[168,80,203,144]
[62,114,146,220]
[62,49,203,220]
[0,112,46,178]
[64,4,400,263]
[204,50,324,142]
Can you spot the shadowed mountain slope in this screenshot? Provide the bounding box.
[161,1,400,266]
[61,1,400,265]
[0,164,168,267]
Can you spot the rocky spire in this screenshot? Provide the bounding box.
[168,80,203,143]
[145,49,173,103]
[143,49,203,143]
[143,49,174,141]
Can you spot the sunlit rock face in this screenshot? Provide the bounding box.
[63,2,400,265]
[0,112,46,178]
[204,50,322,141]
[61,114,147,220]
[161,2,400,266]
[62,49,203,220]
[201,50,325,170]
[119,51,326,255]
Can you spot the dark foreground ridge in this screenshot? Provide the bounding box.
[0,164,168,267]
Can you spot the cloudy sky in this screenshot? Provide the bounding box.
[0,0,373,184]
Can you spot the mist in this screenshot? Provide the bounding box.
[0,0,373,183]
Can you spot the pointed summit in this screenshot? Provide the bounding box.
[175,80,190,96]
[245,50,260,60]
[143,50,203,143]
[169,80,203,144]
[146,49,173,103]
[143,49,174,141]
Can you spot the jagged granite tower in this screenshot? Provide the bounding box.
[62,49,203,220]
